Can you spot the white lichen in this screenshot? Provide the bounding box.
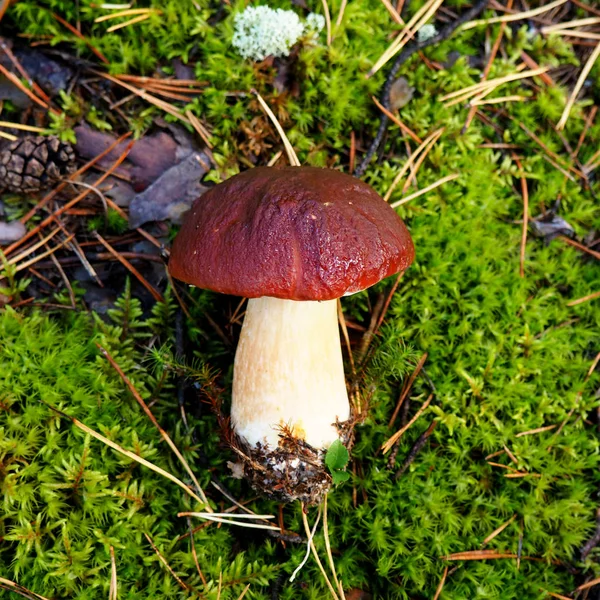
[305,12,325,34]
[232,5,323,61]
[417,23,438,43]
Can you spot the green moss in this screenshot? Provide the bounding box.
[2,0,600,598]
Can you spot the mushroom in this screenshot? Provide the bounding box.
[169,166,414,504]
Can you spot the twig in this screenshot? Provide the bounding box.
[355,0,489,177]
[580,509,600,560]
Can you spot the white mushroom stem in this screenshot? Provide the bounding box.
[231,297,350,451]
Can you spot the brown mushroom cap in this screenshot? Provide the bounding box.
[169,166,415,301]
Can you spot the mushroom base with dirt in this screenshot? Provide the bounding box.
[229,296,351,504]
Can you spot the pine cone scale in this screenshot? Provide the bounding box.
[0,135,76,194]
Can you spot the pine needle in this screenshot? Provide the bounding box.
[515,425,557,438]
[380,0,404,24]
[290,506,322,582]
[441,550,534,561]
[567,289,600,306]
[323,495,345,599]
[42,402,205,505]
[0,578,50,600]
[0,121,48,133]
[252,89,300,166]
[576,577,600,592]
[432,566,449,600]
[368,0,444,77]
[542,17,600,33]
[482,514,517,545]
[144,532,190,591]
[461,0,568,30]
[384,131,442,201]
[94,233,165,303]
[440,67,548,103]
[471,94,527,105]
[322,0,332,46]
[95,7,158,22]
[185,109,213,148]
[6,228,61,265]
[96,343,210,508]
[381,393,433,453]
[389,173,459,208]
[557,42,600,131]
[106,13,154,32]
[300,507,341,600]
[0,131,17,141]
[13,235,75,273]
[178,512,282,531]
[109,546,118,600]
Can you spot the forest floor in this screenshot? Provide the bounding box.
[1,0,600,599]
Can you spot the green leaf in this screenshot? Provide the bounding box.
[331,471,350,485]
[325,440,349,472]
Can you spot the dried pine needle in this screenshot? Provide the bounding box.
[300,507,341,600]
[482,514,517,546]
[390,173,459,208]
[557,42,600,131]
[461,0,568,30]
[252,89,300,167]
[42,402,205,505]
[178,512,282,531]
[95,7,158,22]
[381,393,433,453]
[106,13,155,32]
[384,130,444,201]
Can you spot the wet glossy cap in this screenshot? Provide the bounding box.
[169,166,415,301]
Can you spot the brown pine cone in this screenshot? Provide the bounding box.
[0,135,76,194]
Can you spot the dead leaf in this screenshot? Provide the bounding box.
[128,151,211,228]
[74,123,198,190]
[389,77,414,111]
[530,212,575,243]
[0,220,26,245]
